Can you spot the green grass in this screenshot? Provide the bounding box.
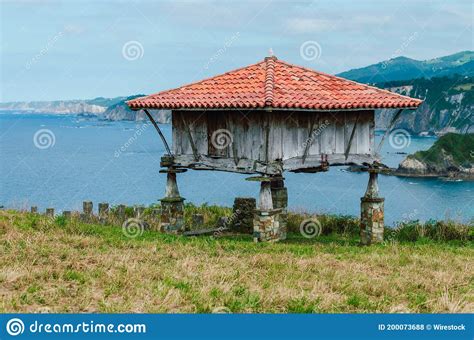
[0,209,473,313]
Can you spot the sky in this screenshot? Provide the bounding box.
[0,0,472,102]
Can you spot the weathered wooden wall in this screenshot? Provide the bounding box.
[171,110,375,174]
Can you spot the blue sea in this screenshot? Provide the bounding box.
[0,113,472,226]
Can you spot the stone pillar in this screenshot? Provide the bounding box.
[134,205,145,219]
[45,208,55,218]
[117,204,126,221]
[192,214,204,228]
[83,201,93,216]
[248,176,285,242]
[231,197,256,234]
[98,203,109,223]
[63,210,72,219]
[159,164,186,234]
[271,179,288,241]
[360,168,385,245]
[30,206,38,214]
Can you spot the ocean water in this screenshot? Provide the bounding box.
[0,113,472,226]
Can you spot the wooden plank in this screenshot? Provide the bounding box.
[180,112,199,161]
[356,111,371,155]
[345,112,360,159]
[334,112,345,154]
[320,112,336,154]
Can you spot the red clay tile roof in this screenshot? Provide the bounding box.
[127,56,423,110]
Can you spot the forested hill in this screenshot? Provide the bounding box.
[337,51,473,83]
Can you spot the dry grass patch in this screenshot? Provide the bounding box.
[0,210,473,313]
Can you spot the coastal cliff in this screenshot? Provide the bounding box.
[375,75,473,135]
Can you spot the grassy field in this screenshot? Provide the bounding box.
[0,209,473,313]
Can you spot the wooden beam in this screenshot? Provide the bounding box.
[302,118,316,164]
[345,112,360,160]
[376,109,404,154]
[143,109,172,156]
[180,113,200,161]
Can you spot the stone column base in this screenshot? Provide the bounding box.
[159,197,185,234]
[253,208,284,242]
[360,197,385,245]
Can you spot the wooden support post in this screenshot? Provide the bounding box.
[360,168,385,245]
[345,112,360,160]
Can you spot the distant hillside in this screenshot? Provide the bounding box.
[99,95,171,123]
[375,74,473,134]
[338,51,474,83]
[0,96,129,115]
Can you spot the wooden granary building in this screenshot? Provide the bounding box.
[127,56,422,244]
